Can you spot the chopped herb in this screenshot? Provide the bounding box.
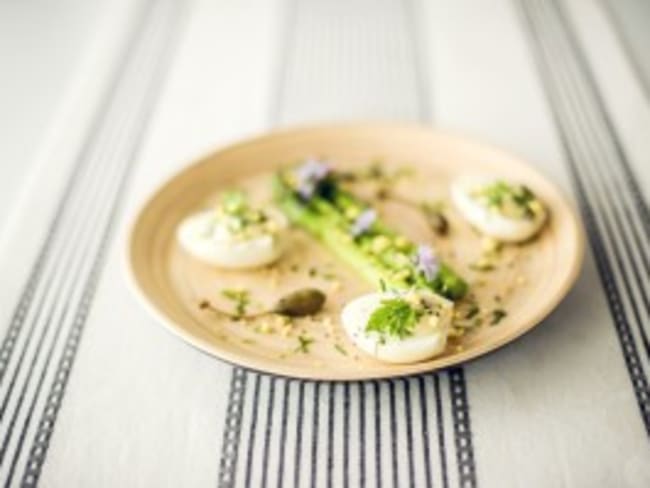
[321,272,337,281]
[221,190,247,214]
[334,344,348,356]
[474,181,540,219]
[289,264,300,272]
[490,309,507,325]
[308,267,318,278]
[367,161,384,179]
[469,259,495,272]
[221,288,250,317]
[420,202,449,236]
[379,278,387,292]
[465,304,480,319]
[366,298,418,339]
[295,335,314,354]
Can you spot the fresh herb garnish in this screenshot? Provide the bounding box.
[475,181,539,219]
[334,344,348,356]
[465,304,480,319]
[221,190,247,214]
[366,297,418,339]
[221,288,250,318]
[295,335,314,354]
[490,308,507,325]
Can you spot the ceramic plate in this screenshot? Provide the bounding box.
[126,123,584,380]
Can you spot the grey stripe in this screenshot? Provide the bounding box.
[599,0,650,103]
[218,368,248,488]
[516,0,650,433]
[217,1,477,487]
[0,0,185,485]
[448,369,476,488]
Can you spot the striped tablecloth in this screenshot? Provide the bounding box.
[0,0,649,486]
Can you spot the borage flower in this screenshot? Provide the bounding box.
[414,244,439,281]
[350,209,377,237]
[295,158,330,200]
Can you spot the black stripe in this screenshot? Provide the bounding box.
[218,368,248,488]
[342,382,350,488]
[0,223,89,446]
[403,379,416,488]
[418,376,434,488]
[293,381,305,488]
[309,382,321,488]
[433,375,449,488]
[4,71,148,476]
[540,0,650,323]
[326,382,335,488]
[14,3,184,485]
[358,382,366,488]
[0,0,155,446]
[373,381,382,488]
[0,222,83,425]
[1,235,98,471]
[448,368,476,488]
[260,376,276,488]
[1,136,128,470]
[388,381,399,488]
[555,71,650,356]
[555,0,650,238]
[0,0,150,389]
[275,379,291,488]
[598,0,650,103]
[516,0,650,434]
[548,0,650,314]
[244,374,262,487]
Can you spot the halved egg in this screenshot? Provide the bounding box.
[177,207,287,269]
[451,176,547,242]
[341,291,453,364]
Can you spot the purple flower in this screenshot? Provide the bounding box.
[414,244,439,281]
[350,209,377,237]
[295,158,330,199]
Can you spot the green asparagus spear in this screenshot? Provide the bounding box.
[273,166,468,300]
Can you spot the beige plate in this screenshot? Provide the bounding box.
[126,123,584,380]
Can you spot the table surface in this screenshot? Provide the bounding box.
[0,0,649,487]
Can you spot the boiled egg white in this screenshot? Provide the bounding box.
[341,291,453,364]
[177,209,287,269]
[451,176,547,243]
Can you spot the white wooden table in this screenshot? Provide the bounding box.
[0,1,649,486]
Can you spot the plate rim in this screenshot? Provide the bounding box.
[124,121,586,380]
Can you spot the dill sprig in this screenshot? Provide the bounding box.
[365,297,418,339]
[221,288,250,318]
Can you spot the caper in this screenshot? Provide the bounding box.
[426,211,449,236]
[273,288,326,317]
